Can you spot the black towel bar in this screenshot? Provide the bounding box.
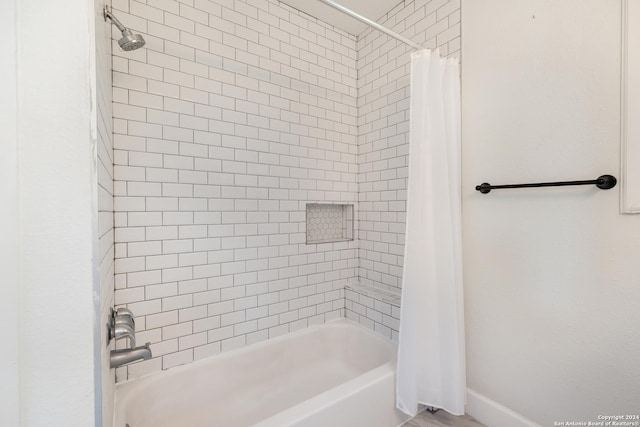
[475,174,617,194]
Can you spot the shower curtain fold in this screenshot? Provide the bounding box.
[396,49,466,417]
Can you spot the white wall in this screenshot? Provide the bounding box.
[110,0,357,381]
[16,0,100,425]
[462,1,640,425]
[0,0,20,424]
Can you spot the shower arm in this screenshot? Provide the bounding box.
[317,0,424,50]
[103,6,127,33]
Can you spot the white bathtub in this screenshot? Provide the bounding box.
[114,319,411,427]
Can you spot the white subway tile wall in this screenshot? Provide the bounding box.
[97,0,116,424]
[357,0,460,292]
[109,0,460,380]
[111,0,360,381]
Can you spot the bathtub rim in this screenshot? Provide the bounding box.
[115,317,394,387]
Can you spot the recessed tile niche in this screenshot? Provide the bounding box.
[306,204,354,244]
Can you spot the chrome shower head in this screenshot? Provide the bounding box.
[104,6,146,51]
[118,29,146,51]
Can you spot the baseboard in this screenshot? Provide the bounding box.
[465,388,541,427]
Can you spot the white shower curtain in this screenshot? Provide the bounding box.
[396,49,466,417]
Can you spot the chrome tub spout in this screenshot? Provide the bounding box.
[110,343,152,369]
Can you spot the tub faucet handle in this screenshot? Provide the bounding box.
[108,307,138,349]
[116,307,135,319]
[114,322,136,349]
[115,307,135,328]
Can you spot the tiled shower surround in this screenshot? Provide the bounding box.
[357,0,460,292]
[110,0,460,381]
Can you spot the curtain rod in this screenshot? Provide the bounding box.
[317,0,425,50]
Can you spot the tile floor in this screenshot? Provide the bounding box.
[404,409,486,427]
